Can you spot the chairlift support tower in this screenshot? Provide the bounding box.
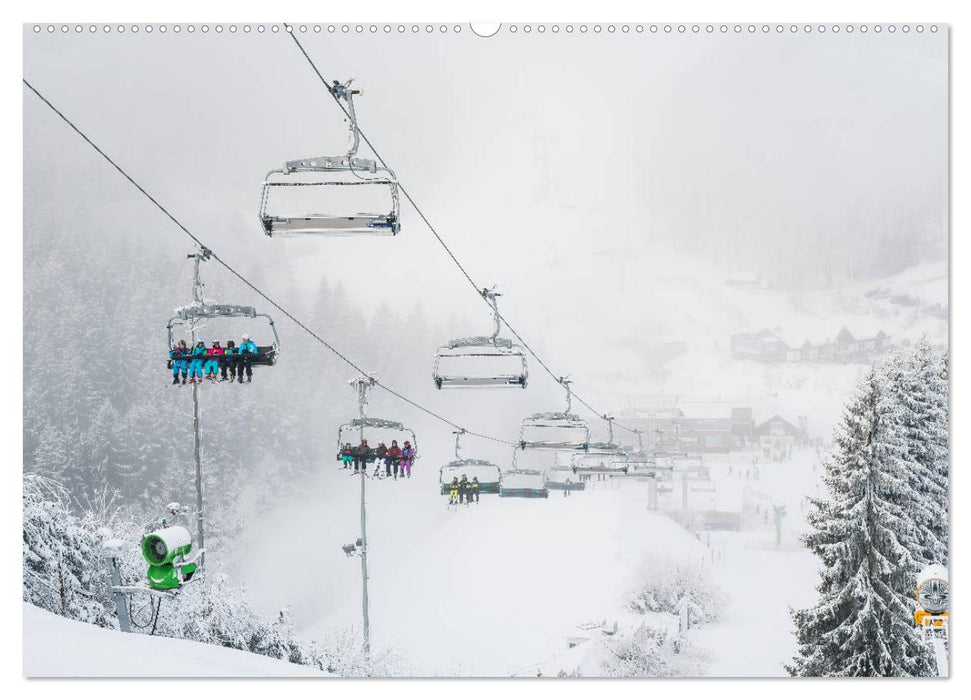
[186,250,209,566]
[165,249,282,564]
[347,373,377,655]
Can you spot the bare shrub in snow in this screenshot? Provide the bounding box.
[310,626,410,677]
[601,626,707,677]
[627,556,726,624]
[22,474,116,627]
[151,572,314,666]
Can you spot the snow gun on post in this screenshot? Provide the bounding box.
[140,505,202,591]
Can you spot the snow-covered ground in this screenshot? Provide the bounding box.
[239,471,707,676]
[22,603,324,677]
[82,255,940,677]
[688,540,818,677]
[683,448,824,676]
[237,446,825,676]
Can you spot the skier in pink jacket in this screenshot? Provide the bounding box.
[203,341,225,382]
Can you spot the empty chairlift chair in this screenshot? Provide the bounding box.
[260,79,401,237]
[611,431,669,481]
[518,378,590,451]
[571,416,629,481]
[433,288,528,389]
[571,447,630,481]
[439,429,501,494]
[499,468,549,499]
[544,450,586,492]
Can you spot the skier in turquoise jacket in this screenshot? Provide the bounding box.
[187,339,207,384]
[237,333,258,383]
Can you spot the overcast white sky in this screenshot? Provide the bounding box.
[24,25,947,312]
[23,25,948,421]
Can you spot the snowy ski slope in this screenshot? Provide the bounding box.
[22,604,324,677]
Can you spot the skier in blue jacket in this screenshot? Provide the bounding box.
[237,333,258,383]
[170,340,189,385]
[187,339,207,384]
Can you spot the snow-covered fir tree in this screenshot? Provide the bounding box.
[788,368,937,676]
[876,339,949,567]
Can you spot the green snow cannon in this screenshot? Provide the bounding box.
[141,525,198,590]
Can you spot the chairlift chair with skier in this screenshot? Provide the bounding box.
[166,249,281,371]
[439,429,501,494]
[335,373,419,470]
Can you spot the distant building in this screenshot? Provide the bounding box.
[753,415,806,455]
[622,410,752,455]
[733,326,889,364]
[617,407,811,456]
[730,330,788,362]
[730,407,754,448]
[673,418,734,453]
[698,510,742,531]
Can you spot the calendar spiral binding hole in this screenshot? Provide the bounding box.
[30,23,941,36]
